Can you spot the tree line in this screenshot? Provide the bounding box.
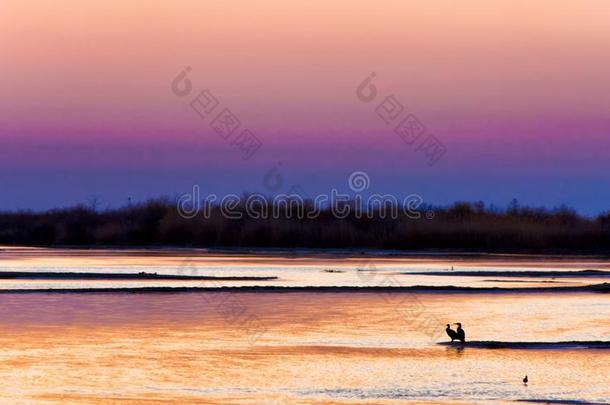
[1,197,609,252]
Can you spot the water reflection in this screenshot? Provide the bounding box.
[1,247,610,290]
[0,248,609,403]
[0,291,608,403]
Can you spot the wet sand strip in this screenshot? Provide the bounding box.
[438,341,610,350]
[408,270,610,278]
[0,283,608,294]
[0,271,277,281]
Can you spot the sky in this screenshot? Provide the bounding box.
[1,0,610,214]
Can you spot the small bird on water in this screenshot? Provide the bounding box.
[523,375,528,385]
[455,322,466,342]
[445,324,458,342]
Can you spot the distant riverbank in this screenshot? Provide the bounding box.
[2,199,610,252]
[1,283,608,294]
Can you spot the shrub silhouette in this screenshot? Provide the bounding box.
[0,198,608,252]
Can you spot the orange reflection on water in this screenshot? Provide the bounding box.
[0,291,608,403]
[2,247,610,290]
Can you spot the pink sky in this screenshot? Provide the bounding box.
[1,1,610,212]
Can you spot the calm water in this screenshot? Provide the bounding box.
[0,248,609,404]
[2,247,610,289]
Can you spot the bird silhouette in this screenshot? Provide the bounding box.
[523,375,528,384]
[445,324,458,341]
[455,322,465,342]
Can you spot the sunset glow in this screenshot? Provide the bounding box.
[2,1,610,211]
